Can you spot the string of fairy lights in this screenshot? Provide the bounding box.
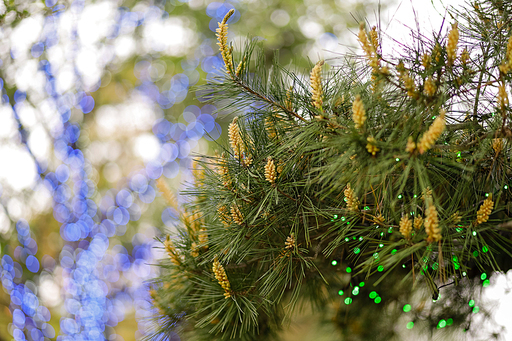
[0,0,235,339]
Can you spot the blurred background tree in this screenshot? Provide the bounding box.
[0,0,392,340]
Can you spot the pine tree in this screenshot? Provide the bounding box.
[148,1,512,340]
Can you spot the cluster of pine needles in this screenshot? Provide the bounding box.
[147,1,512,340]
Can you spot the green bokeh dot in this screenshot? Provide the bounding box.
[483,279,490,287]
[369,291,377,299]
[406,322,414,329]
[481,273,487,280]
[374,297,382,304]
[482,246,488,253]
[331,260,338,266]
[344,297,352,305]
[438,319,446,328]
[338,290,344,296]
[346,267,352,273]
[378,265,384,272]
[403,304,411,312]
[447,318,453,326]
[473,306,479,313]
[469,300,475,307]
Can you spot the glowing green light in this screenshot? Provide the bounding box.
[354,247,361,254]
[403,304,412,312]
[413,194,417,198]
[438,319,446,328]
[378,265,384,272]
[373,253,379,259]
[482,246,488,253]
[341,216,346,221]
[505,185,509,190]
[364,206,370,211]
[402,264,406,268]
[456,227,463,232]
[463,271,467,276]
[359,282,365,287]
[346,267,352,273]
[457,152,461,158]
[396,158,400,162]
[344,297,352,305]
[468,299,475,307]
[338,290,344,296]
[380,232,384,237]
[398,194,403,199]
[369,291,377,299]
[331,260,338,266]
[391,249,397,255]
[353,236,356,240]
[379,243,384,248]
[472,231,477,236]
[388,227,393,234]
[483,279,490,287]
[485,193,489,197]
[406,322,414,329]
[447,318,453,326]
[374,297,382,304]
[345,238,350,242]
[347,221,350,225]
[473,306,479,313]
[481,273,487,280]
[432,116,436,119]
[432,262,438,270]
[473,250,479,257]
[352,287,360,295]
[359,236,363,241]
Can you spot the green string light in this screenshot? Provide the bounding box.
[341,216,346,221]
[485,193,489,197]
[403,304,411,312]
[472,231,477,236]
[505,185,509,190]
[438,319,446,329]
[369,291,378,299]
[359,282,365,287]
[338,290,344,296]
[374,297,382,304]
[473,250,479,257]
[468,300,475,307]
[352,287,360,295]
[358,236,363,241]
[447,318,453,326]
[473,306,479,313]
[480,273,487,280]
[345,238,350,242]
[354,247,361,254]
[391,249,397,255]
[482,246,488,253]
[395,158,400,162]
[483,279,490,287]
[333,214,338,219]
[379,244,384,248]
[377,265,384,272]
[406,322,414,329]
[331,260,338,266]
[346,267,352,273]
[344,297,352,305]
[397,194,403,199]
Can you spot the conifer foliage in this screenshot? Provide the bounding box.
[150,1,512,339]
